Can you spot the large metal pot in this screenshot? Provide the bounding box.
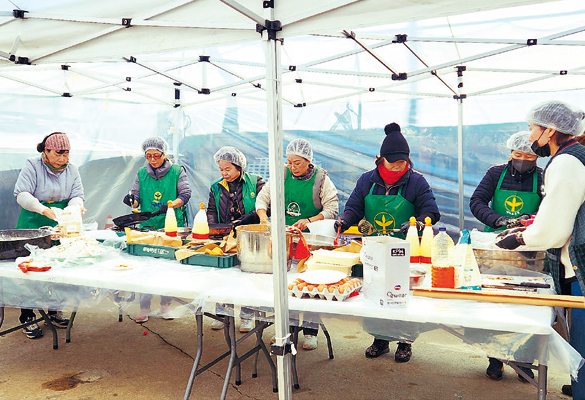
[0,228,53,260]
[235,225,292,273]
[472,248,547,273]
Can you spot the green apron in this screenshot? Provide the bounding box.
[138,164,185,230]
[484,167,541,232]
[364,184,415,239]
[16,199,68,229]
[284,167,322,227]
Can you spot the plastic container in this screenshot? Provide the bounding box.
[420,216,433,270]
[431,227,455,289]
[180,253,239,268]
[164,201,178,237]
[405,216,420,264]
[192,203,209,240]
[126,243,177,259]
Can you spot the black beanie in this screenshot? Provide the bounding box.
[380,123,409,163]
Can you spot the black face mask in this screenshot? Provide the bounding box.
[531,140,551,157]
[511,159,537,174]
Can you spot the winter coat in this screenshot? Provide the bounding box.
[207,172,265,224]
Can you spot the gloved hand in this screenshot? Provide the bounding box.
[123,193,136,207]
[399,220,424,234]
[496,226,526,239]
[495,216,513,228]
[233,212,259,227]
[334,219,350,233]
[496,231,525,250]
[153,203,168,216]
[519,213,532,220]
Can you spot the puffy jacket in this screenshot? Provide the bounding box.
[340,166,440,226]
[469,161,543,229]
[207,172,265,224]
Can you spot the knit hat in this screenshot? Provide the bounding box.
[44,133,70,151]
[380,123,409,162]
[141,137,169,154]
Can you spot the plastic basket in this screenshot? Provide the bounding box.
[126,243,178,259]
[180,253,239,268]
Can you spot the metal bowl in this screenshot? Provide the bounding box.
[472,248,547,273]
[0,228,53,260]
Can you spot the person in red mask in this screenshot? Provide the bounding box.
[334,122,440,362]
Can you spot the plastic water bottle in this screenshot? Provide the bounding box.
[192,202,209,240]
[104,214,114,230]
[420,216,433,271]
[164,201,178,237]
[455,229,482,290]
[405,216,420,264]
[431,227,455,288]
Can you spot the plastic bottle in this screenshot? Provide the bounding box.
[192,202,209,240]
[405,216,420,264]
[104,214,114,230]
[455,229,482,290]
[430,227,455,288]
[164,201,178,237]
[420,216,433,272]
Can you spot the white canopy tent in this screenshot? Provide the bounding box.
[2,1,585,397]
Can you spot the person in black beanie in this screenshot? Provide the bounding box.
[334,122,440,362]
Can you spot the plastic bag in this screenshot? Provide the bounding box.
[454,230,482,290]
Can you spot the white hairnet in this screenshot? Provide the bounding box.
[286,138,313,162]
[506,131,536,155]
[526,100,585,136]
[142,137,169,154]
[213,146,247,169]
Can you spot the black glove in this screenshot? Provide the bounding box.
[495,231,525,250]
[495,216,513,228]
[496,226,526,239]
[399,220,424,234]
[334,219,350,233]
[233,212,259,227]
[153,203,168,216]
[519,213,532,220]
[123,193,136,207]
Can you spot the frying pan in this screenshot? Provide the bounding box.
[0,228,53,260]
[113,209,165,228]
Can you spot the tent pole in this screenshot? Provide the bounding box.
[456,66,465,232]
[264,14,293,400]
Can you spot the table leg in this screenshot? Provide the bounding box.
[183,312,204,400]
[38,309,58,350]
[253,321,278,392]
[220,316,238,400]
[538,364,548,400]
[0,306,4,330]
[320,323,334,359]
[291,326,300,389]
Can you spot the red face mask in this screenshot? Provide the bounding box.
[378,161,409,185]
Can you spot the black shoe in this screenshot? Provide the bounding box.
[562,384,572,397]
[395,342,412,363]
[517,366,535,383]
[486,358,504,380]
[47,311,70,329]
[365,338,389,358]
[21,317,43,339]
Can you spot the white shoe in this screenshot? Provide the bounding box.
[303,334,318,350]
[211,319,224,330]
[240,318,254,333]
[158,305,174,320]
[136,309,150,323]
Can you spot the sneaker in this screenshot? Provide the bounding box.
[22,317,43,339]
[211,319,224,330]
[48,311,70,329]
[302,334,318,350]
[395,342,412,363]
[135,309,150,323]
[486,358,504,380]
[240,318,254,333]
[158,305,174,320]
[365,338,390,358]
[562,384,572,396]
[517,366,535,383]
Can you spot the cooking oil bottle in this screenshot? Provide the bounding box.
[420,216,433,272]
[164,201,178,237]
[192,202,209,240]
[405,216,420,264]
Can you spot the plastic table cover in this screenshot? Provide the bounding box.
[0,252,582,379]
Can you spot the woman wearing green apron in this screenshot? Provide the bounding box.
[470,131,543,233]
[335,123,441,363]
[14,132,85,339]
[123,137,192,323]
[256,138,339,350]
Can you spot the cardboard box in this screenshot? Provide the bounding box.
[361,236,410,307]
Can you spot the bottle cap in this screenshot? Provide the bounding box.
[167,200,173,207]
[439,227,446,232]
[409,216,416,226]
[199,202,205,210]
[425,216,431,226]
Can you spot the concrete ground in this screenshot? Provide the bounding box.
[0,306,573,400]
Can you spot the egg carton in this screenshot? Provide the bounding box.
[288,280,362,301]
